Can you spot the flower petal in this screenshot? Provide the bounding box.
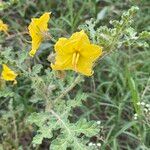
[80,43,103,60]
[1,64,17,81]
[54,38,76,54]
[32,12,50,32]
[0,19,8,34]
[28,12,50,57]
[28,12,50,36]
[70,30,90,44]
[51,54,72,70]
[70,30,90,50]
[76,57,93,76]
[29,37,42,57]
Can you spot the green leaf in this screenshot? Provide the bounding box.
[32,126,53,145]
[18,50,28,64]
[73,119,99,137]
[32,64,43,75]
[50,134,68,150]
[72,138,89,150]
[32,134,43,145]
[139,31,150,39]
[97,7,108,20]
[126,67,141,115]
[28,112,57,145]
[67,92,88,109]
[27,112,56,127]
[0,88,14,98]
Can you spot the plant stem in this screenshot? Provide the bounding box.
[54,75,82,104]
[12,113,19,149]
[45,75,82,111]
[6,31,28,40]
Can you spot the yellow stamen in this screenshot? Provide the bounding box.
[72,53,76,66]
[72,52,80,71]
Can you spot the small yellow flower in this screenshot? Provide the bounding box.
[28,12,51,57]
[1,64,18,82]
[51,30,103,76]
[0,19,8,34]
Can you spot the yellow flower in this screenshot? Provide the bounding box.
[0,19,8,34]
[1,64,18,82]
[28,12,51,57]
[51,30,103,76]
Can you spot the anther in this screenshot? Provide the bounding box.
[72,52,80,71]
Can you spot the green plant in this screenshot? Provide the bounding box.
[0,1,150,150]
[26,6,149,149]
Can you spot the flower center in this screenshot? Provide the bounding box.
[72,52,80,71]
[6,73,14,77]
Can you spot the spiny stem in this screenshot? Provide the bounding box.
[54,75,83,104]
[45,75,82,111]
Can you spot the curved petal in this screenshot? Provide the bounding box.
[76,57,93,76]
[35,12,50,31]
[51,54,73,70]
[28,12,50,57]
[29,12,50,34]
[2,64,17,81]
[29,37,42,57]
[54,38,76,54]
[70,30,90,44]
[70,30,90,50]
[80,43,102,61]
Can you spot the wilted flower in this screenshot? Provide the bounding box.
[28,12,51,57]
[51,30,102,76]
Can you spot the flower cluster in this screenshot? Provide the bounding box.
[0,12,103,83]
[87,120,102,149]
[134,102,150,124]
[88,142,101,150]
[28,13,103,76]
